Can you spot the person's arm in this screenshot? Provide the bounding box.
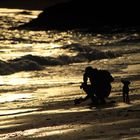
[83,73,88,84]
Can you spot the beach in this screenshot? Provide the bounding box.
[0,8,140,139]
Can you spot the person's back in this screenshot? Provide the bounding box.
[85,68,114,83]
[91,69,114,100]
[96,70,114,84]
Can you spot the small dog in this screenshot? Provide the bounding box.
[121,80,131,103]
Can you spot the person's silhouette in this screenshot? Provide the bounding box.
[74,66,114,105]
[121,79,130,103]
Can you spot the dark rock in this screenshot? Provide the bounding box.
[16,0,140,32]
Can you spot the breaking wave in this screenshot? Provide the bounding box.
[1,42,140,75]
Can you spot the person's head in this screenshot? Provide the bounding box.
[85,66,94,76]
[121,79,130,85]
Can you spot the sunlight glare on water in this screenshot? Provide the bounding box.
[0,93,32,103]
[0,73,29,85]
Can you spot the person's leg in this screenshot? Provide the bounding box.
[94,85,107,104]
[104,84,111,98]
[126,92,130,103]
[123,92,126,102]
[82,84,92,96]
[82,84,97,103]
[74,84,92,105]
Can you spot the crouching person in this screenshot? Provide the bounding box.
[74,66,114,105]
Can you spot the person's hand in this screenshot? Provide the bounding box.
[80,82,86,89]
[80,84,83,89]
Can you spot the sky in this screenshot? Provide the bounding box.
[0,0,69,10]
